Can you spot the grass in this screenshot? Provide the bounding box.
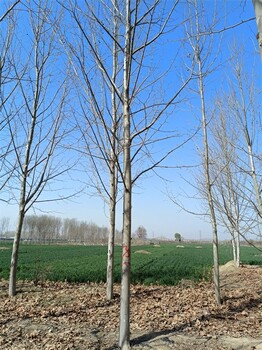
[0,242,261,285]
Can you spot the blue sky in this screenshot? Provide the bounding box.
[0,0,260,240]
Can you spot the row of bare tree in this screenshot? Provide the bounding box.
[22,215,116,244]
[0,214,146,244]
[168,0,261,307]
[0,1,261,349]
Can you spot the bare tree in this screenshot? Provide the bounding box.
[63,218,80,242]
[185,0,221,305]
[210,98,246,266]
[6,0,73,296]
[210,50,261,248]
[134,225,147,240]
[61,1,191,348]
[58,0,123,301]
[228,53,262,223]
[0,216,10,238]
[106,0,121,302]
[119,1,191,347]
[174,232,182,242]
[61,0,191,312]
[29,215,62,243]
[22,215,37,241]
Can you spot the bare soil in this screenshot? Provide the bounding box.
[0,262,261,349]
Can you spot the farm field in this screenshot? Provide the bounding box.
[0,242,261,285]
[0,242,262,349]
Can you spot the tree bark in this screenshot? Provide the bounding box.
[106,157,116,300]
[232,233,236,263]
[235,229,240,267]
[106,0,119,301]
[9,207,24,296]
[247,140,262,219]
[119,1,132,348]
[197,49,221,305]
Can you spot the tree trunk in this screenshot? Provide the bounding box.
[247,141,262,219]
[9,112,36,296]
[8,62,38,296]
[119,1,132,348]
[231,233,237,263]
[119,190,131,350]
[106,158,116,300]
[235,228,240,267]
[212,234,221,304]
[106,0,119,301]
[197,48,221,305]
[231,230,240,267]
[9,206,25,296]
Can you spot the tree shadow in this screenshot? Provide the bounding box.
[107,291,262,349]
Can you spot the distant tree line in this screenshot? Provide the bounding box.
[1,215,150,244]
[18,215,122,244]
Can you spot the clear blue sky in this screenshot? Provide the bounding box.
[0,1,260,240]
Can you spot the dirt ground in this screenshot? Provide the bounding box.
[0,262,261,349]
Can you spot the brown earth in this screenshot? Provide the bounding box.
[0,262,261,349]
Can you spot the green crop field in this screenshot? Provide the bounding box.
[0,242,261,285]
